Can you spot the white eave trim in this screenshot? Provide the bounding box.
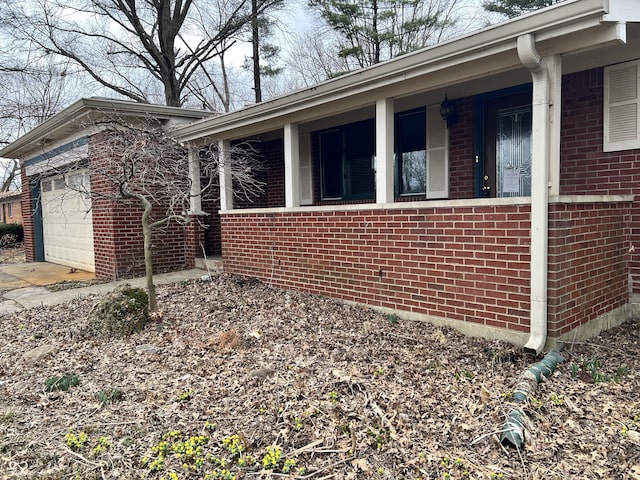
[0,98,213,160]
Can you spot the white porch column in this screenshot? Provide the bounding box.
[284,123,300,208]
[187,142,203,214]
[547,55,562,197]
[218,139,233,211]
[376,98,394,204]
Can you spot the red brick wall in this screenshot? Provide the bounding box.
[20,166,36,262]
[448,97,475,199]
[89,133,191,280]
[221,204,531,332]
[560,68,640,294]
[547,202,630,337]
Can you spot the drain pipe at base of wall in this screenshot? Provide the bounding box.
[518,33,551,356]
[500,350,564,448]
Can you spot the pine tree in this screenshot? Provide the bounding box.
[482,0,558,19]
[308,0,458,70]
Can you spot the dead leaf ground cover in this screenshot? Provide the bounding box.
[0,253,639,479]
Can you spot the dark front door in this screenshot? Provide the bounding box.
[481,90,532,198]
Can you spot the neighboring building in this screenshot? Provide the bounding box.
[1,0,639,353]
[0,191,22,225]
[0,98,212,277]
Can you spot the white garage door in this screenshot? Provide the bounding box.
[41,172,95,272]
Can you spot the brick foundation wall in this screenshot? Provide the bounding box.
[547,201,630,337]
[560,68,640,293]
[91,196,193,280]
[221,204,532,332]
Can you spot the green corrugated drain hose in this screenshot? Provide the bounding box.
[500,350,564,448]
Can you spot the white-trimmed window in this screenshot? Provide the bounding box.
[604,59,640,152]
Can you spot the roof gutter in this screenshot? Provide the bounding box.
[518,33,550,355]
[0,98,212,160]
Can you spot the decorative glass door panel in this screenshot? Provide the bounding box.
[495,105,532,197]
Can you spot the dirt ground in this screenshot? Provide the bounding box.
[0,246,638,480]
[0,245,25,265]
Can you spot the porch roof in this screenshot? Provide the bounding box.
[175,0,640,143]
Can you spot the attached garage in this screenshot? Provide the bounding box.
[40,171,95,272]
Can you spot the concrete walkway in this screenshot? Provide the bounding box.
[0,262,208,315]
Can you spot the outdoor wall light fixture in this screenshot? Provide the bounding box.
[440,94,457,127]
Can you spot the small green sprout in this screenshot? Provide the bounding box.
[262,445,282,469]
[282,458,297,473]
[92,436,111,456]
[328,390,339,403]
[176,389,194,402]
[98,388,123,405]
[46,374,80,392]
[222,434,244,457]
[65,431,88,451]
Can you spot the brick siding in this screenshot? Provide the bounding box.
[448,97,475,200]
[221,204,532,332]
[20,166,36,262]
[89,133,191,280]
[547,201,630,336]
[560,68,640,294]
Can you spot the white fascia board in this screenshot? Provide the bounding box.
[175,0,612,142]
[603,0,640,22]
[0,98,212,160]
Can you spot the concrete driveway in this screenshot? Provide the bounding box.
[0,262,96,291]
[0,261,208,316]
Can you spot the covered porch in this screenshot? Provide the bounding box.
[177,0,640,352]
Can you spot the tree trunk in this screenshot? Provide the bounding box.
[251,0,262,103]
[1,160,19,192]
[141,199,158,312]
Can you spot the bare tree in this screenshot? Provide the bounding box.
[0,0,282,107]
[0,160,20,192]
[0,57,80,191]
[36,118,263,311]
[281,22,351,87]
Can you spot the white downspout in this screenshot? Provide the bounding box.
[518,34,550,355]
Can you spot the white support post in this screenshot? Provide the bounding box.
[188,142,203,214]
[376,98,394,204]
[546,55,562,197]
[284,123,300,208]
[218,139,233,211]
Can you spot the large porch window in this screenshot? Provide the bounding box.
[396,108,427,195]
[319,119,375,200]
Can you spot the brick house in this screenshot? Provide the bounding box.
[2,0,639,353]
[0,98,212,277]
[172,0,640,353]
[0,192,22,225]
